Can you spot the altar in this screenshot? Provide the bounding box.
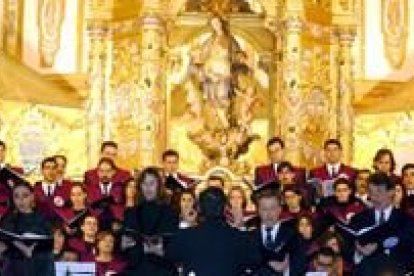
[0,0,414,179]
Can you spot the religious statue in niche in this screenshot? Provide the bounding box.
[38,0,65,67]
[381,0,408,69]
[178,15,262,173]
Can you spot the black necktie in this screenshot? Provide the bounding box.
[330,166,336,178]
[47,185,53,197]
[379,211,386,224]
[103,184,109,196]
[265,227,273,248]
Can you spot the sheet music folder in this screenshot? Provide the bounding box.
[0,167,30,186]
[0,228,52,243]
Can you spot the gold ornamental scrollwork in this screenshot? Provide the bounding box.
[381,0,409,69]
[38,0,65,67]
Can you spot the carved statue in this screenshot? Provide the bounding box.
[181,15,261,173]
[381,0,408,68]
[38,0,65,67]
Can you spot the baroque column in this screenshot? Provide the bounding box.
[138,1,167,167]
[86,18,111,167]
[86,1,141,169]
[337,27,355,164]
[332,0,357,164]
[280,1,304,165]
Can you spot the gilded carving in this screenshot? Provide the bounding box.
[337,28,355,164]
[38,0,65,67]
[381,0,409,69]
[301,87,330,166]
[0,101,87,179]
[354,112,414,170]
[169,14,266,174]
[184,0,261,14]
[3,0,22,57]
[80,0,360,173]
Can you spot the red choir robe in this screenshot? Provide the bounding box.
[388,173,402,185]
[316,197,367,273]
[84,167,131,187]
[86,182,124,229]
[310,164,356,183]
[254,163,307,186]
[55,206,100,235]
[83,255,126,276]
[316,196,366,229]
[279,206,314,222]
[67,237,96,261]
[309,164,356,198]
[33,181,71,221]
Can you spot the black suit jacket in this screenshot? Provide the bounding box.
[123,201,178,276]
[165,219,262,276]
[253,222,304,276]
[350,207,414,272]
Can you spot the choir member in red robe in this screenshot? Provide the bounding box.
[310,139,356,198]
[86,158,124,230]
[280,186,313,221]
[316,177,366,237]
[33,157,71,222]
[55,183,99,236]
[84,141,131,187]
[277,161,314,205]
[254,137,306,187]
[53,154,74,188]
[84,231,126,276]
[67,215,99,261]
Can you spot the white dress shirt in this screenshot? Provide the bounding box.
[327,163,341,177]
[261,223,280,245]
[100,182,113,196]
[273,163,279,174]
[42,182,56,196]
[406,189,414,196]
[375,205,393,224]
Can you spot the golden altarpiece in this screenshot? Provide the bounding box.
[0,0,413,186]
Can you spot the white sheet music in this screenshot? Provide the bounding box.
[321,179,335,197]
[306,272,328,276]
[55,262,96,276]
